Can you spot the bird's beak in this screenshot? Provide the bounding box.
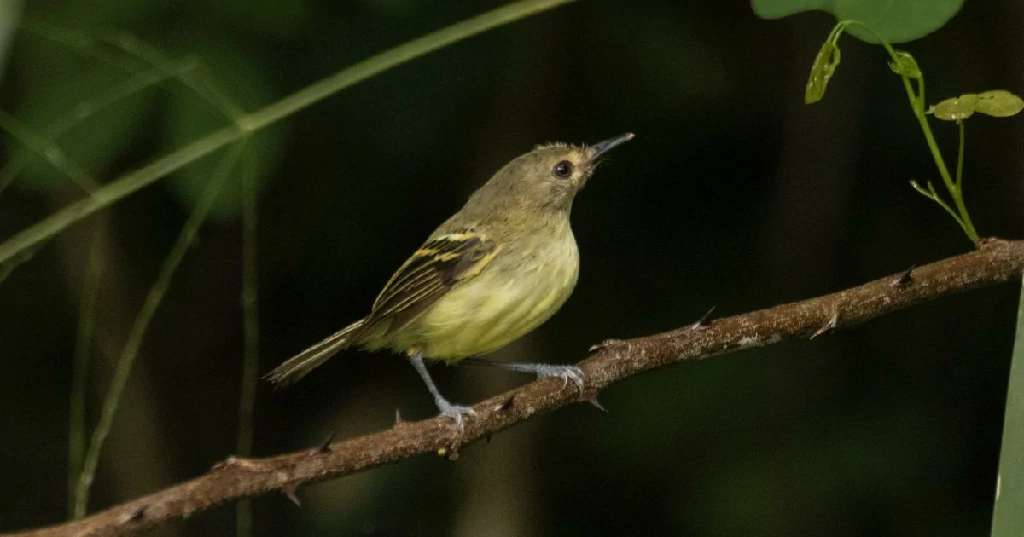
[589,132,635,161]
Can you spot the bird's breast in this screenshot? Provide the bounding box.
[412,230,580,360]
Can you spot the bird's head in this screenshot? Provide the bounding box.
[469,133,634,216]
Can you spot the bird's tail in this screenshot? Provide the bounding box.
[265,318,367,386]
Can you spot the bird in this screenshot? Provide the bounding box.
[266,133,634,428]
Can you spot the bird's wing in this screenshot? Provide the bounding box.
[368,229,501,332]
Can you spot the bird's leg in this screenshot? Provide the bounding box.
[463,358,584,393]
[409,351,475,430]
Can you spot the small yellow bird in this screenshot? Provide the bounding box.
[267,133,634,427]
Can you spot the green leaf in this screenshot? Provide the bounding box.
[975,90,1024,118]
[928,91,1024,121]
[750,0,830,19]
[752,0,964,43]
[928,93,979,121]
[992,276,1024,537]
[805,41,840,104]
[836,0,963,43]
[161,40,285,221]
[887,50,921,78]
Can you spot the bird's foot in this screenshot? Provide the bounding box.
[533,364,585,394]
[436,400,476,433]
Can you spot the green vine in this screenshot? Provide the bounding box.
[807,21,1023,247]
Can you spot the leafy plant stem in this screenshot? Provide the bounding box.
[905,81,978,243]
[866,21,979,244]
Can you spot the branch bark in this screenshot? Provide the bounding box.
[11,239,1024,537]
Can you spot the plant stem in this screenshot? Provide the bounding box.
[235,150,260,537]
[904,83,978,243]
[838,21,980,246]
[68,219,105,517]
[72,141,247,518]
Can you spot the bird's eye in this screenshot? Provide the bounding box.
[553,160,574,179]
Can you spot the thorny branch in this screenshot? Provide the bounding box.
[9,239,1024,537]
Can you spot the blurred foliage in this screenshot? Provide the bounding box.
[1,1,1022,537]
[160,39,283,221]
[751,0,964,43]
[14,59,157,192]
[11,16,285,216]
[0,0,21,84]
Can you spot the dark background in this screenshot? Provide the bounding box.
[2,1,1023,536]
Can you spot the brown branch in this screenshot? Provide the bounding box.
[10,239,1024,537]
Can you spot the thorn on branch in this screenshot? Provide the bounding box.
[585,393,608,412]
[393,409,418,431]
[123,505,147,523]
[395,409,419,430]
[891,265,915,287]
[314,434,334,455]
[811,310,840,339]
[590,338,623,352]
[495,394,516,412]
[690,306,717,328]
[211,457,233,471]
[211,456,241,471]
[212,455,266,471]
[282,484,301,506]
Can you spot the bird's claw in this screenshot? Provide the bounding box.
[538,365,585,394]
[437,402,476,433]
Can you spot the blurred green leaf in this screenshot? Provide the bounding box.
[14,63,156,192]
[751,0,963,43]
[161,40,285,221]
[0,0,22,84]
[992,276,1024,537]
[362,0,421,16]
[805,40,840,104]
[0,243,38,285]
[206,0,313,38]
[37,0,166,28]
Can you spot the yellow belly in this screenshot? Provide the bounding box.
[381,232,579,361]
